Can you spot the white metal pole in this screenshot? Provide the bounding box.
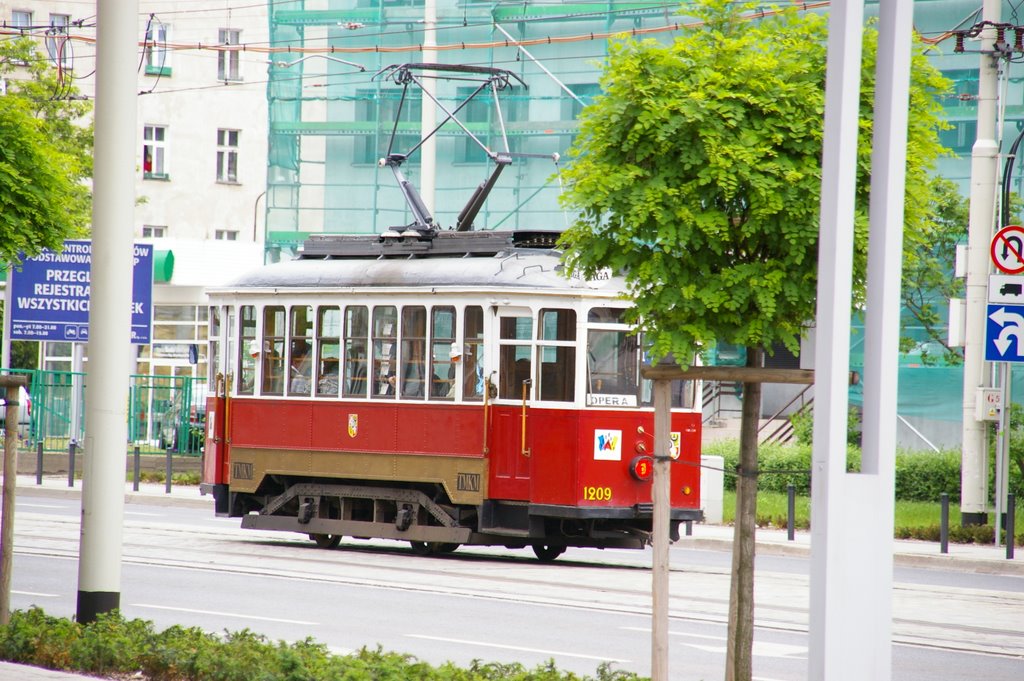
[650,378,670,681]
[961,0,1001,526]
[76,0,139,623]
[419,0,437,216]
[856,3,913,679]
[809,0,863,678]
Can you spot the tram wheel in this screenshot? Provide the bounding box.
[409,541,434,555]
[531,544,566,562]
[409,541,460,556]
[310,534,341,549]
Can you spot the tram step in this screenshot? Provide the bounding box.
[478,526,531,537]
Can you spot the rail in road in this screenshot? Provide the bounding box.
[8,493,1024,663]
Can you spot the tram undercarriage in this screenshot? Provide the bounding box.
[216,476,697,561]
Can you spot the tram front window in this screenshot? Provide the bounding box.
[586,329,639,406]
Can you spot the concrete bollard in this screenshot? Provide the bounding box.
[700,454,724,524]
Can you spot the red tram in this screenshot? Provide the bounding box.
[200,230,702,560]
[199,63,701,560]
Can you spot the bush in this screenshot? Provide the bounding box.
[0,608,644,681]
[894,450,963,502]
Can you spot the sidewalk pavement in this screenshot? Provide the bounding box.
[1,475,1021,679]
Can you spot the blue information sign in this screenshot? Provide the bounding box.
[985,303,1024,362]
[9,240,154,344]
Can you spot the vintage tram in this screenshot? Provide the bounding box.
[200,63,701,560]
[200,229,703,561]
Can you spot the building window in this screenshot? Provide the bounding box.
[143,125,168,179]
[216,129,239,183]
[142,225,167,238]
[46,14,71,69]
[942,69,979,109]
[11,10,32,30]
[355,89,421,164]
[145,21,171,76]
[455,86,525,163]
[938,119,977,156]
[214,229,238,241]
[561,83,601,151]
[218,29,241,81]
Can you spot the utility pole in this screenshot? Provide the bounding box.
[961,0,1002,526]
[76,0,139,623]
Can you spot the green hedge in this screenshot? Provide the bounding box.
[0,608,643,681]
[701,440,1023,503]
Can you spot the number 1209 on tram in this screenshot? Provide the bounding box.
[200,229,702,561]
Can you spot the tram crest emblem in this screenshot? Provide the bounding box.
[347,414,358,438]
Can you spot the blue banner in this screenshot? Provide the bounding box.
[9,240,154,344]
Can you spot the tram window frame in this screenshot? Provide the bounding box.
[401,306,427,399]
[371,306,398,398]
[429,306,456,400]
[463,306,484,401]
[238,305,256,395]
[316,306,341,397]
[343,306,369,398]
[288,305,313,397]
[498,311,534,400]
[585,307,640,408]
[208,306,222,388]
[262,306,286,395]
[537,308,576,402]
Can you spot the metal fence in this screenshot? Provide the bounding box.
[4,369,207,456]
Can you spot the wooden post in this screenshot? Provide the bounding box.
[1,375,29,626]
[651,378,671,680]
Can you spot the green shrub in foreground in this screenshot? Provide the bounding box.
[0,608,645,681]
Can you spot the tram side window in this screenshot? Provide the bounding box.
[343,306,369,398]
[401,306,427,399]
[463,306,484,401]
[226,308,236,393]
[586,307,640,407]
[316,306,341,397]
[288,305,313,396]
[262,306,286,395]
[538,308,575,402]
[238,305,256,394]
[429,306,456,400]
[499,315,533,399]
[371,306,398,398]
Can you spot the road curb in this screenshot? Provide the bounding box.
[14,481,212,509]
[679,535,1024,576]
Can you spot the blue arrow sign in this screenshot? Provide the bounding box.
[985,303,1024,362]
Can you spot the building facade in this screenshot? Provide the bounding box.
[1,1,269,381]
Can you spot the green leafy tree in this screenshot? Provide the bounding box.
[900,176,967,365]
[558,2,949,679]
[0,36,92,266]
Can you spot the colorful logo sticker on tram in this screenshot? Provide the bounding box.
[347,414,358,438]
[594,429,622,461]
[669,431,681,460]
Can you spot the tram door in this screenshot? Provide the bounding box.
[489,308,534,500]
[203,306,231,486]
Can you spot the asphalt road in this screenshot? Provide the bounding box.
[7,492,1024,680]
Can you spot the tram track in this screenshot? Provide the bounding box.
[12,510,1024,659]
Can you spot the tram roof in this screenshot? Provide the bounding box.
[217,230,626,295]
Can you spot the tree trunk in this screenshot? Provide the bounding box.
[725,346,763,681]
